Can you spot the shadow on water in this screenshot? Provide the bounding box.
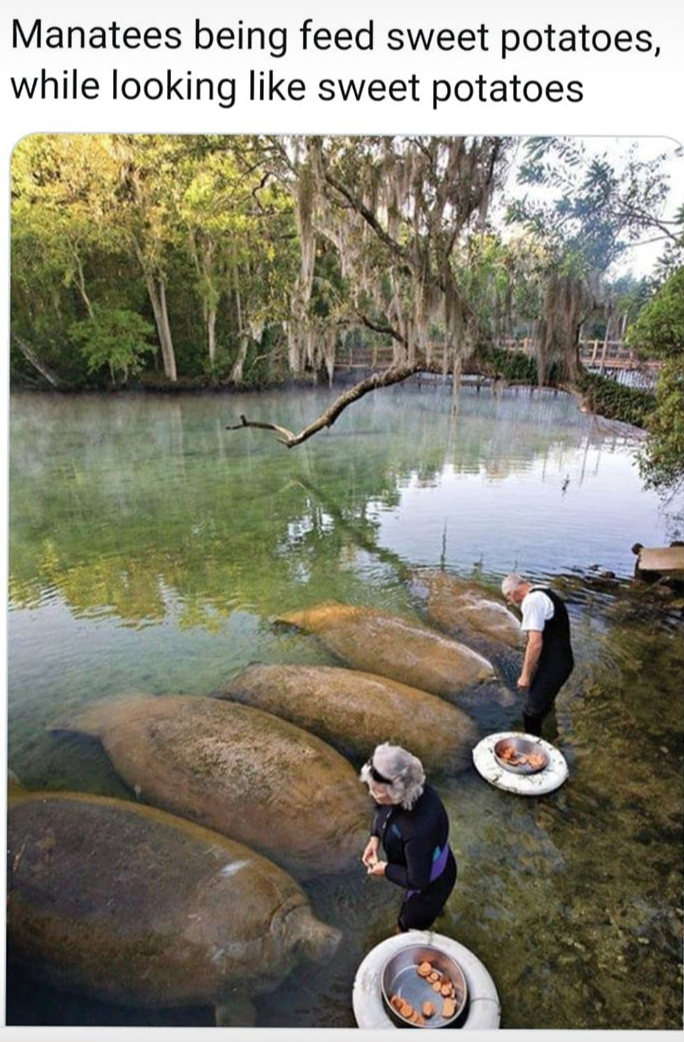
[7,387,684,1028]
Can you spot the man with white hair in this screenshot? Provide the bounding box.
[359,743,457,933]
[501,573,574,737]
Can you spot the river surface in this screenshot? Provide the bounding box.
[7,384,684,1029]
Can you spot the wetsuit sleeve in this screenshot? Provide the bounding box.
[385,832,433,891]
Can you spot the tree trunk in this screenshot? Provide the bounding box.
[207,305,217,365]
[73,247,95,320]
[230,339,249,384]
[537,273,591,386]
[12,333,69,389]
[202,238,218,366]
[145,272,177,382]
[229,264,249,384]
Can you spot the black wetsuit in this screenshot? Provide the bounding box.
[371,783,457,931]
[524,587,574,736]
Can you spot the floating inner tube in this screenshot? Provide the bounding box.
[472,732,568,796]
[352,930,500,1030]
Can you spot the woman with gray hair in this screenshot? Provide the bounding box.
[360,743,457,932]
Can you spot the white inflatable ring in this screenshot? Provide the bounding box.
[472,732,568,795]
[352,930,500,1030]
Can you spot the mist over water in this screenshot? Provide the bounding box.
[7,385,683,1028]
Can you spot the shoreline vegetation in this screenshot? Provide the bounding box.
[10,348,655,438]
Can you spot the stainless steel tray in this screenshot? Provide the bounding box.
[494,736,549,775]
[381,943,467,1029]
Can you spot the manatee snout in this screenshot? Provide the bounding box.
[289,908,342,964]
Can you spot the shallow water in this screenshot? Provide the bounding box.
[7,384,684,1028]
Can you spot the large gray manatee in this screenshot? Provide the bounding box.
[409,570,522,649]
[54,695,369,880]
[218,664,479,773]
[275,602,497,701]
[7,784,340,1025]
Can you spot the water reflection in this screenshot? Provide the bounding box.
[9,386,677,625]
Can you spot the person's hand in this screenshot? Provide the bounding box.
[367,860,387,877]
[361,836,380,868]
[517,674,530,689]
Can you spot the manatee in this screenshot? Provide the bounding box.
[218,664,479,773]
[274,602,497,700]
[7,786,340,1024]
[54,695,369,880]
[409,570,522,649]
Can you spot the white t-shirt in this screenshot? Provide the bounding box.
[520,588,554,632]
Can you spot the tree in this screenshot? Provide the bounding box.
[177,139,297,383]
[11,135,124,385]
[267,135,510,373]
[110,135,181,382]
[69,307,155,386]
[627,266,684,491]
[509,138,678,384]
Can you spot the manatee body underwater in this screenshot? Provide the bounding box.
[53,695,369,879]
[218,663,479,772]
[7,786,341,1024]
[409,570,522,649]
[275,602,498,701]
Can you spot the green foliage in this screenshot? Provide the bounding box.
[514,138,672,274]
[637,357,684,492]
[473,344,540,383]
[626,266,684,360]
[624,267,684,491]
[69,308,155,384]
[11,134,298,390]
[577,371,654,428]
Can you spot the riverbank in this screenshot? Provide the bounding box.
[11,342,656,438]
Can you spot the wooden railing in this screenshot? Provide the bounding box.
[336,338,661,373]
[577,340,661,372]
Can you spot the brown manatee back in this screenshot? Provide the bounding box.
[410,571,522,649]
[7,790,338,1009]
[58,696,369,879]
[275,602,497,700]
[219,664,478,772]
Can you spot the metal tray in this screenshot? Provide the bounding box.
[381,943,468,1028]
[494,736,549,775]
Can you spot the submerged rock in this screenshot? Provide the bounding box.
[53,695,369,880]
[218,663,479,772]
[409,570,522,650]
[275,602,497,701]
[7,786,340,1021]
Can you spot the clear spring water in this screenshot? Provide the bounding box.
[7,384,683,1028]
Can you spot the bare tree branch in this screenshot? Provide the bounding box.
[357,313,407,346]
[321,169,410,265]
[226,360,445,448]
[225,415,296,444]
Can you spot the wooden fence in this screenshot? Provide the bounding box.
[336,338,661,374]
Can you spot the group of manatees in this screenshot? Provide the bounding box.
[7,570,521,1024]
